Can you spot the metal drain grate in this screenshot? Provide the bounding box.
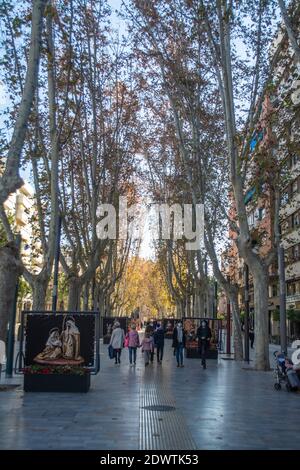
[142,405,176,412]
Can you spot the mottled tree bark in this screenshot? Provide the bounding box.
[0,244,23,342]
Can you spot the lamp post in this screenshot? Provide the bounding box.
[6,234,22,378]
[244,263,250,363]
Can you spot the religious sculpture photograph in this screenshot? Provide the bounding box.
[25,314,96,368]
[34,317,84,365]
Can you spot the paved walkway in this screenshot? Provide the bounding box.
[1,339,300,450]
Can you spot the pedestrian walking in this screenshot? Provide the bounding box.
[196,320,212,369]
[172,321,186,368]
[249,328,255,349]
[109,321,125,365]
[141,332,154,366]
[153,323,165,364]
[126,323,140,366]
[145,322,154,363]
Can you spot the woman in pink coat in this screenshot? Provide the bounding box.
[126,324,140,366]
[140,333,154,366]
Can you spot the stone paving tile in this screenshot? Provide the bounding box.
[1,339,300,449]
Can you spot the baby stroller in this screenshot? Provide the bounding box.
[273,351,300,392]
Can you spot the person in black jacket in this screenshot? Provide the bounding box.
[153,323,165,363]
[249,329,255,349]
[196,320,212,369]
[172,322,186,368]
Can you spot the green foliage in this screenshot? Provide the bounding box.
[272,308,300,322]
[0,212,15,247]
[287,308,300,322]
[272,308,280,322]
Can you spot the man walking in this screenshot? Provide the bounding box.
[249,328,255,349]
[153,323,165,364]
[196,320,212,369]
[172,321,186,368]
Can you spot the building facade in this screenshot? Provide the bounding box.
[221,16,300,340]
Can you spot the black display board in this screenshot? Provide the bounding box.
[183,317,220,359]
[25,313,96,367]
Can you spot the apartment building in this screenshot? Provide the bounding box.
[4,181,42,272]
[221,15,300,339]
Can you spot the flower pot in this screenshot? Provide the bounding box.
[24,372,90,393]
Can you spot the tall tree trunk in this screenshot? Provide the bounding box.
[31,277,48,311]
[194,286,206,317]
[176,301,182,319]
[0,244,22,342]
[98,291,105,316]
[0,0,48,204]
[83,282,90,310]
[186,293,192,317]
[252,264,270,369]
[230,292,244,361]
[68,277,82,311]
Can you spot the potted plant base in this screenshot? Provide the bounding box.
[24,373,90,393]
[23,365,91,393]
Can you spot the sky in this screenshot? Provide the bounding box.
[108,0,155,259]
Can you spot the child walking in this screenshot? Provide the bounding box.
[141,333,154,366]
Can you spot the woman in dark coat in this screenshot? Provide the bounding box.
[196,320,212,369]
[153,323,165,363]
[172,322,186,368]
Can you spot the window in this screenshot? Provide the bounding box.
[293,244,300,261]
[281,191,289,206]
[272,284,278,297]
[292,211,300,228]
[292,179,298,195]
[244,187,256,205]
[247,211,255,227]
[258,207,266,221]
[291,155,299,168]
[287,283,296,296]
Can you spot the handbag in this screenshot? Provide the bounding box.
[124,334,129,348]
[108,344,115,360]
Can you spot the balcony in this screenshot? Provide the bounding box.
[287,293,300,303]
